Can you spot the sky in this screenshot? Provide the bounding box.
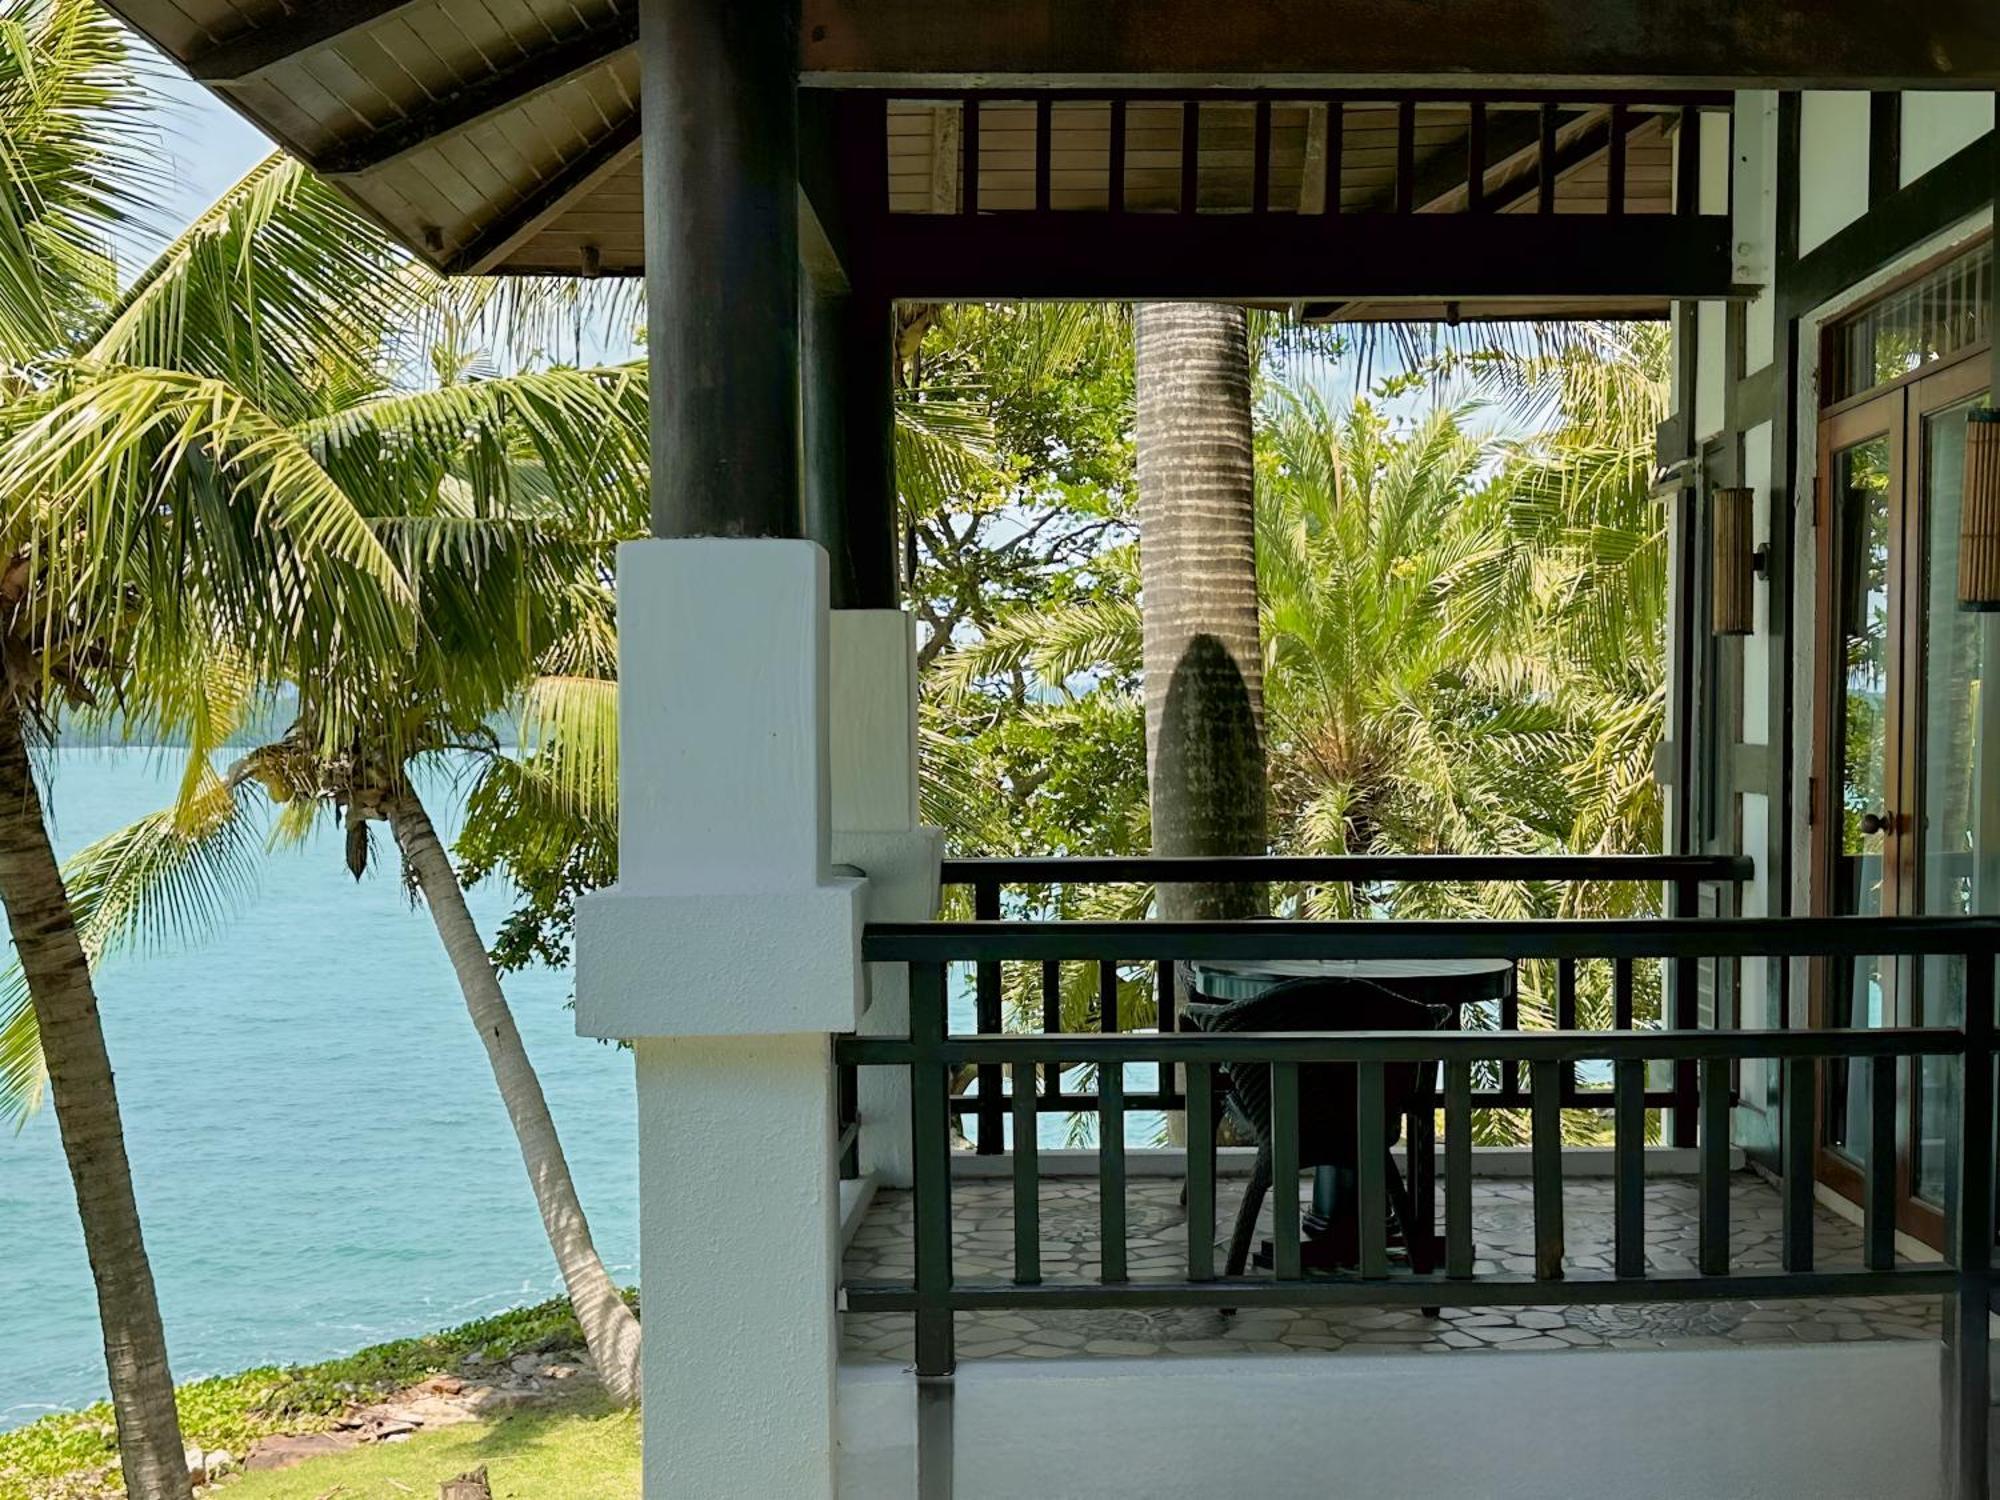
[118,37,272,272]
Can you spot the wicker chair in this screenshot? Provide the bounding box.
[1188,977,1451,1278]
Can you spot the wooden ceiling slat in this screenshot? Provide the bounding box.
[188,0,430,82]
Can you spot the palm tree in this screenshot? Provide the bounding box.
[6,273,653,1402]
[0,15,423,1494]
[1133,304,1268,922]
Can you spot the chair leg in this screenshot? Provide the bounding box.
[1226,1141,1273,1279]
[1385,1152,1442,1318]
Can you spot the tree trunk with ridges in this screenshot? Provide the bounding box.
[387,791,643,1406]
[1135,303,1269,923]
[0,704,193,1500]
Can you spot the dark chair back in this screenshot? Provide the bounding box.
[1198,979,1450,1168]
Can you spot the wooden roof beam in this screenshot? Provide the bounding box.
[319,13,640,177]
[446,112,642,275]
[188,0,429,83]
[799,0,2000,88]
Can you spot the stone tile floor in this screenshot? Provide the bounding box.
[841,1175,1943,1363]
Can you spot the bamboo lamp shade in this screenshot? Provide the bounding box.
[1710,486,1756,636]
[1960,410,2000,611]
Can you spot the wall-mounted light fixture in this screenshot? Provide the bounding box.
[1958,410,2000,611]
[1711,486,1758,636]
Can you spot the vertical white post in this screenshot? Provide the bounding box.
[830,610,942,1189]
[578,539,862,1499]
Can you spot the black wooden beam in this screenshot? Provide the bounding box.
[446,113,641,275]
[1790,129,1996,311]
[320,15,640,177]
[852,210,1741,304]
[188,0,426,83]
[1868,93,1905,207]
[800,0,2000,88]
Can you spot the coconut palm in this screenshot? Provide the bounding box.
[1133,305,1269,922]
[6,287,653,1403]
[0,13,429,1494]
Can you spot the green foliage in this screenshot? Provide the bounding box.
[0,1292,637,1497]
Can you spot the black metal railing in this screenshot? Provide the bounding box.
[938,854,1750,1154]
[838,913,2000,1495]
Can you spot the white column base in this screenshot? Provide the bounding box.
[637,1034,839,1499]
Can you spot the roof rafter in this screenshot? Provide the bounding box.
[189,0,429,83]
[320,13,640,177]
[446,111,643,275]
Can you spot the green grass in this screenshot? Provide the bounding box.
[0,1292,637,1500]
[225,1394,638,1500]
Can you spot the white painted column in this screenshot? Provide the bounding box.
[577,538,863,1500]
[830,609,941,1189]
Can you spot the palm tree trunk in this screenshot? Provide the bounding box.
[1134,303,1268,923]
[0,704,192,1500]
[385,790,643,1406]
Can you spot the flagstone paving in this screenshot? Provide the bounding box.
[841,1175,1943,1362]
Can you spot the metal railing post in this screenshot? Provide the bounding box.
[910,960,957,1377]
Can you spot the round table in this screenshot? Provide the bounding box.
[1187,956,1516,1006]
[1185,955,1517,1269]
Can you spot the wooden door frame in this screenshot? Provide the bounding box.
[1807,344,1991,1248]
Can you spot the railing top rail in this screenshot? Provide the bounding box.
[938,853,1753,887]
[838,1024,1971,1065]
[863,913,2000,963]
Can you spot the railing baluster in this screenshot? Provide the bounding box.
[910,961,956,1377]
[1271,1061,1302,1280]
[1614,954,1635,1031]
[1186,1061,1216,1281]
[1500,980,1522,1104]
[1180,99,1200,214]
[960,94,980,216]
[1532,1060,1564,1280]
[1325,97,1344,215]
[1395,98,1417,213]
[1100,958,1120,1035]
[1158,958,1182,1113]
[1950,949,1995,1498]
[1012,1066,1040,1285]
[1537,102,1559,213]
[973,879,1004,1154]
[1557,958,1579,1104]
[1445,1058,1474,1277]
[1614,1057,1646,1276]
[1466,100,1487,213]
[1099,993,1127,1282]
[1107,97,1128,214]
[1863,1051,1897,1271]
[1357,1060,1389,1279]
[1781,1054,1816,1272]
[1252,97,1273,213]
[1034,95,1053,213]
[1606,101,1629,214]
[836,1060,860,1180]
[1041,959,1062,1102]
[1671,877,1701,1148]
[1699,1055,1731,1275]
[1675,103,1701,216]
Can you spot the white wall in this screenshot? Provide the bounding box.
[1902,93,1996,185]
[1798,91,1872,254]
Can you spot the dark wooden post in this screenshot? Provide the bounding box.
[640,0,802,539]
[804,285,900,608]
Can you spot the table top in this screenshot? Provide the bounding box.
[1187,956,1516,1005]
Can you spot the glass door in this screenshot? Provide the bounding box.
[1815,395,1905,1201]
[1813,352,1990,1246]
[1909,364,1991,1225]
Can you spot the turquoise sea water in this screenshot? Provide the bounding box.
[1,749,640,1431]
